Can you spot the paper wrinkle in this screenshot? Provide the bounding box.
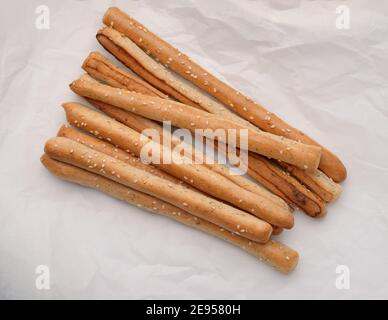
[0,0,388,299]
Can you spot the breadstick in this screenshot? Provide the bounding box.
[217,142,327,217]
[82,51,167,99]
[41,154,298,273]
[247,154,327,217]
[96,27,235,114]
[102,6,346,183]
[62,102,294,228]
[278,162,342,202]
[87,47,341,203]
[66,102,289,215]
[45,136,272,242]
[95,35,203,109]
[86,99,290,211]
[70,74,322,171]
[57,125,185,187]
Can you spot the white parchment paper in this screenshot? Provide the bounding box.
[0,0,387,299]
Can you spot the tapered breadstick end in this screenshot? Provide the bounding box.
[262,241,299,273]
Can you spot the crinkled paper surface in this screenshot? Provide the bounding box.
[0,0,387,299]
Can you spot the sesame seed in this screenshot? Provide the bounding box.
[270,124,276,128]
[182,202,188,207]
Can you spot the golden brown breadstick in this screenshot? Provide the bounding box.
[41,154,298,273]
[63,102,294,228]
[63,103,294,229]
[82,51,168,99]
[95,35,203,109]
[102,6,346,182]
[216,141,326,217]
[57,125,185,187]
[87,46,341,204]
[278,162,342,202]
[86,99,290,211]
[58,126,284,227]
[70,74,322,171]
[246,154,327,217]
[45,136,273,242]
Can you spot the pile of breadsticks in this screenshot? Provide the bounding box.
[41,7,346,273]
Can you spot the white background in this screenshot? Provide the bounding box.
[0,0,387,299]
